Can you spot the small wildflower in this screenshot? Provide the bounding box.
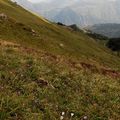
[34,99,39,103]
[62,112,65,116]
[17,91,21,95]
[71,113,74,117]
[22,103,25,107]
[21,74,24,77]
[83,116,88,120]
[59,43,64,47]
[60,116,64,120]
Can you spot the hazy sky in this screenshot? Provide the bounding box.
[28,0,48,2]
[28,0,116,3]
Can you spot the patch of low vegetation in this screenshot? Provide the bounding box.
[68,24,81,32]
[106,38,120,56]
[0,40,120,120]
[0,0,120,120]
[86,32,108,41]
[0,0,120,70]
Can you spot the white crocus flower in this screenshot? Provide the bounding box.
[83,116,88,120]
[62,112,65,116]
[71,113,74,117]
[60,116,64,120]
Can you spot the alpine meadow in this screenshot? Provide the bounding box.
[0,0,120,120]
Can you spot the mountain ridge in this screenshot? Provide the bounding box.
[11,0,120,27]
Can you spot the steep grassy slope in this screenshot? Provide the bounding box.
[0,1,120,120]
[0,0,120,70]
[0,40,120,120]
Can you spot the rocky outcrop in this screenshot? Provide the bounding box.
[0,13,8,20]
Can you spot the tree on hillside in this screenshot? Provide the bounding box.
[86,30,108,41]
[107,38,120,56]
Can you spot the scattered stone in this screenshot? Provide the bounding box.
[59,43,64,48]
[31,29,36,33]
[82,116,88,120]
[36,78,49,87]
[23,26,38,36]
[0,13,8,20]
[60,116,64,120]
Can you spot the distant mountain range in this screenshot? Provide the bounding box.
[87,23,120,38]
[12,0,120,27]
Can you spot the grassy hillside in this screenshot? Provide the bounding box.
[0,40,120,120]
[0,0,120,120]
[0,0,120,70]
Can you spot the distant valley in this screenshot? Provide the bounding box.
[87,23,120,38]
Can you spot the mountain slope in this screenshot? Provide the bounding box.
[53,7,81,26]
[12,0,120,27]
[1,39,120,120]
[0,1,120,120]
[0,0,120,70]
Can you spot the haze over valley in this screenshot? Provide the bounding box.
[12,0,120,27]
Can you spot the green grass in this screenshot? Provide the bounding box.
[0,41,120,120]
[0,0,120,70]
[0,0,120,120]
